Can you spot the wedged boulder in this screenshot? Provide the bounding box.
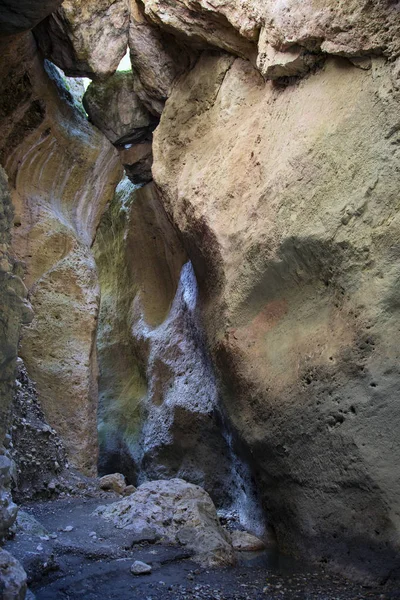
[0,549,27,600]
[152,51,400,582]
[34,0,130,78]
[129,0,193,115]
[94,479,235,566]
[83,72,156,145]
[119,142,153,184]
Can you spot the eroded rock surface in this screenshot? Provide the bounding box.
[94,179,242,507]
[0,33,122,474]
[83,72,156,145]
[0,0,62,36]
[10,360,67,502]
[152,52,400,581]
[95,478,235,566]
[34,0,130,78]
[0,549,27,600]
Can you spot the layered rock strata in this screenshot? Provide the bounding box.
[0,33,122,475]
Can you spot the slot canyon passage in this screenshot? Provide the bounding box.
[0,0,400,598]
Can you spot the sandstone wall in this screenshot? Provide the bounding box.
[152,52,400,581]
[94,178,245,507]
[0,33,122,475]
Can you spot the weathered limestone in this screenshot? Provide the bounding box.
[0,33,122,474]
[83,72,157,183]
[83,72,155,145]
[152,53,400,581]
[141,0,256,60]
[94,179,240,506]
[95,478,235,566]
[34,0,130,78]
[129,0,193,115]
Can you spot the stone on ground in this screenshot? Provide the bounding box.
[94,478,235,566]
[99,473,127,495]
[130,560,152,575]
[230,531,265,552]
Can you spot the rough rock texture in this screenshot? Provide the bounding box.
[0,549,27,600]
[10,360,68,502]
[34,0,130,79]
[83,72,157,183]
[0,165,31,541]
[152,52,400,582]
[0,0,62,36]
[99,473,126,494]
[230,531,265,552]
[93,179,244,508]
[83,72,156,145]
[129,0,193,115]
[141,0,256,60]
[0,454,17,541]
[95,478,235,566]
[0,33,122,474]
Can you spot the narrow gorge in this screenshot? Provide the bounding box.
[0,1,400,599]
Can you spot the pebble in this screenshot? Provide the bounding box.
[63,525,74,532]
[131,560,152,575]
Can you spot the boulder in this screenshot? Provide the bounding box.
[230,531,265,552]
[95,479,235,566]
[99,473,126,494]
[130,560,152,575]
[34,0,130,78]
[83,72,156,145]
[129,0,193,115]
[0,549,27,600]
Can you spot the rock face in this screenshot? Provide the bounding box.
[83,72,156,145]
[34,0,130,78]
[10,360,67,502]
[152,52,400,581]
[129,0,193,115]
[0,0,62,36]
[0,33,122,475]
[0,164,31,542]
[94,179,245,508]
[95,478,235,566]
[0,549,27,600]
[83,72,157,183]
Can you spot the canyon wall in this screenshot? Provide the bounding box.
[0,32,122,475]
[93,177,252,509]
[0,0,399,586]
[153,50,400,581]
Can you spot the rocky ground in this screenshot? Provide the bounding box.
[4,491,400,600]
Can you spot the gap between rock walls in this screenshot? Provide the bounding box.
[0,1,400,599]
